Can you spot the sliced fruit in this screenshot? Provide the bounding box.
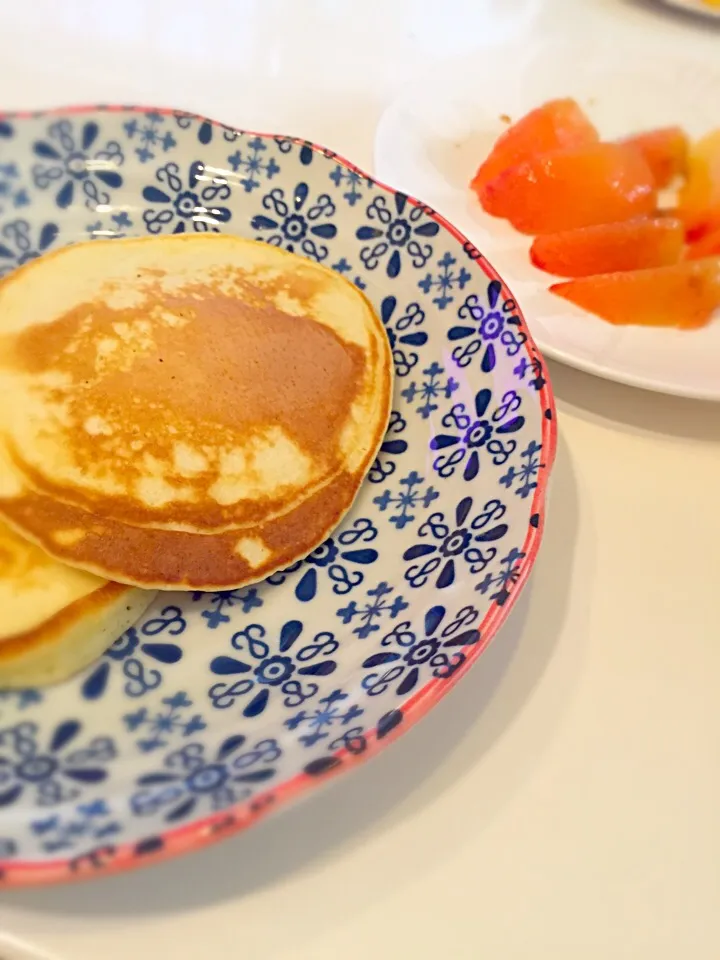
[479,143,657,234]
[530,217,684,277]
[686,226,720,259]
[549,260,720,329]
[470,98,599,194]
[621,126,689,189]
[677,129,720,241]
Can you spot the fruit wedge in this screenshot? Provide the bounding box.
[479,143,657,234]
[686,226,720,259]
[530,217,684,277]
[470,98,599,193]
[550,260,720,329]
[677,130,720,241]
[621,126,689,189]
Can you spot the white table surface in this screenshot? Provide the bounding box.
[0,1,718,957]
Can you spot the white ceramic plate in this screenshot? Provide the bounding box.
[375,37,720,399]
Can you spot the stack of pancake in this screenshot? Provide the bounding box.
[0,234,392,686]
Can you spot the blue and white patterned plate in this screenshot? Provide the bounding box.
[0,107,556,887]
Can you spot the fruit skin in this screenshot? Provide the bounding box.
[530,217,684,277]
[686,226,720,260]
[479,143,657,235]
[549,259,720,329]
[621,127,689,189]
[677,130,720,241]
[470,98,598,194]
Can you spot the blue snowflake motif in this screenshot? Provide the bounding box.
[86,209,134,240]
[227,136,281,192]
[252,182,337,261]
[513,355,547,391]
[336,581,409,640]
[80,604,186,702]
[362,604,481,697]
[500,440,544,499]
[285,689,364,748]
[0,721,115,807]
[0,219,58,276]
[418,251,471,310]
[403,496,509,590]
[132,737,280,823]
[30,799,121,854]
[476,547,527,605]
[449,283,529,371]
[0,162,29,216]
[31,118,123,209]
[191,588,264,629]
[142,160,232,234]
[356,193,438,278]
[368,410,408,484]
[373,470,439,531]
[123,691,206,753]
[430,388,525,482]
[400,361,460,419]
[123,112,177,163]
[0,689,42,716]
[331,256,366,290]
[209,620,338,717]
[328,165,373,207]
[266,518,378,600]
[379,296,428,377]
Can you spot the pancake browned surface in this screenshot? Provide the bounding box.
[0,518,155,687]
[0,234,392,589]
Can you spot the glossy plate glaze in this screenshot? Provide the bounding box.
[375,38,720,400]
[0,107,555,887]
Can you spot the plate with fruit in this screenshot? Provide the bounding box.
[375,37,720,399]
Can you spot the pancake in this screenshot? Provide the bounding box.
[0,233,390,533]
[0,464,359,590]
[0,518,155,687]
[0,234,392,590]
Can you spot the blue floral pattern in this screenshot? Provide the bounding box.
[31,119,123,209]
[209,621,338,716]
[79,605,186,701]
[380,295,428,376]
[449,283,530,373]
[0,219,58,276]
[252,182,337,261]
[368,410,409,484]
[0,109,553,878]
[362,604,480,697]
[356,193,438,277]
[430,388,525,481]
[142,160,232,233]
[0,721,115,807]
[267,518,378,600]
[403,497,509,590]
[131,737,280,823]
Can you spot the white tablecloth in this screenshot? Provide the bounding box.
[0,1,718,956]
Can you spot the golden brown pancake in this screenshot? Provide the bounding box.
[0,234,392,589]
[0,518,155,687]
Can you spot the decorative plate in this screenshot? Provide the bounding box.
[0,106,555,887]
[374,38,720,400]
